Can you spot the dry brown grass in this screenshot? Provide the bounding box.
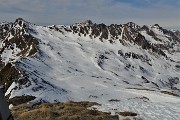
[12,101,119,120]
[117,111,137,117]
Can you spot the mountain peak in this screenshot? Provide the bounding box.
[80,20,94,26]
[125,22,140,29]
[15,18,25,24]
[14,18,29,28]
[15,18,24,21]
[152,24,162,29]
[153,24,160,27]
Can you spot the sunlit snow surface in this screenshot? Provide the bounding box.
[6,24,180,120]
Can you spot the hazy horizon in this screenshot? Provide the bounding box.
[0,0,179,29]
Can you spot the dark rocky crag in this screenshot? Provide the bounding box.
[0,18,38,103]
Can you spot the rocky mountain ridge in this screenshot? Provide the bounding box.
[0,18,180,119]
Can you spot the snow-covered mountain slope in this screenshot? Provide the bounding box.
[0,18,180,119]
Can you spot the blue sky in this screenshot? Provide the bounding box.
[0,0,179,29]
